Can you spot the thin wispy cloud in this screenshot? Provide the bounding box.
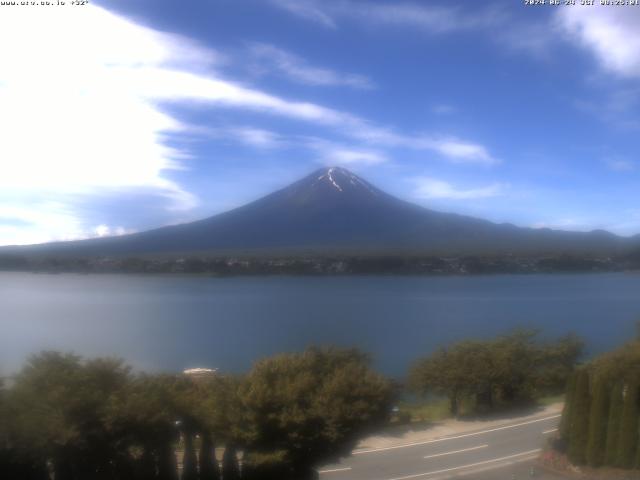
[605,158,636,172]
[268,0,502,33]
[432,104,457,115]
[204,127,287,149]
[340,2,502,33]
[423,138,498,166]
[268,0,337,28]
[249,43,374,89]
[304,138,388,166]
[414,178,507,200]
[574,87,640,131]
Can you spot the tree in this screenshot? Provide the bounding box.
[410,347,465,416]
[199,432,220,480]
[568,369,590,465]
[616,379,639,468]
[586,376,609,467]
[410,331,581,416]
[109,374,181,480]
[181,433,198,480]
[222,445,240,480]
[559,373,577,442]
[604,382,624,466]
[536,334,584,395]
[240,347,394,480]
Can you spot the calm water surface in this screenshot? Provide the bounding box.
[1,272,639,377]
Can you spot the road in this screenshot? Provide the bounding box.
[317,414,561,480]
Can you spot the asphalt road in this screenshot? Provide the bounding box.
[317,414,561,480]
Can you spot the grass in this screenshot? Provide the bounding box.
[393,393,565,425]
[537,394,565,406]
[395,398,451,423]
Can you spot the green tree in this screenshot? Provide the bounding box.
[604,382,624,466]
[616,379,639,468]
[410,347,465,416]
[536,334,584,395]
[492,330,539,405]
[9,352,132,480]
[411,331,580,416]
[586,376,609,467]
[241,347,394,480]
[568,369,590,465]
[109,374,181,480]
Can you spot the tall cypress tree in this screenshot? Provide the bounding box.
[222,445,240,480]
[157,439,179,480]
[605,382,624,466]
[586,376,610,467]
[616,379,639,469]
[568,369,590,465]
[636,432,640,470]
[182,432,199,480]
[560,373,577,442]
[199,433,220,480]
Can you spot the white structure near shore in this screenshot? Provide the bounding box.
[183,367,218,379]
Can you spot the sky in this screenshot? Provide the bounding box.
[1,0,639,246]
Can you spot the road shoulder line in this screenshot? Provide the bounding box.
[353,414,560,455]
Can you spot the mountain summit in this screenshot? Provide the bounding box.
[4,167,635,255]
[290,166,385,201]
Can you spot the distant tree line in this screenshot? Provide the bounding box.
[0,252,632,276]
[0,348,393,480]
[558,337,640,470]
[409,331,584,416]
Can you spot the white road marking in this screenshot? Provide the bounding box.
[353,414,560,455]
[543,428,558,434]
[386,449,541,480]
[318,467,352,474]
[423,444,487,459]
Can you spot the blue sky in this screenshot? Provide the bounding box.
[1,0,639,245]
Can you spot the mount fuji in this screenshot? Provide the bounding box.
[3,167,635,256]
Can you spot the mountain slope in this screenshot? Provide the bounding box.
[3,167,636,256]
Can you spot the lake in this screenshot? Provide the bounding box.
[1,272,639,377]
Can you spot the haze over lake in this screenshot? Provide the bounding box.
[2,272,639,377]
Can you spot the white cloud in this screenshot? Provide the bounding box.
[94,224,131,238]
[0,5,206,244]
[249,43,373,89]
[557,5,640,78]
[309,140,388,166]
[532,218,594,232]
[414,178,507,200]
[423,138,498,166]
[0,204,85,246]
[326,149,387,166]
